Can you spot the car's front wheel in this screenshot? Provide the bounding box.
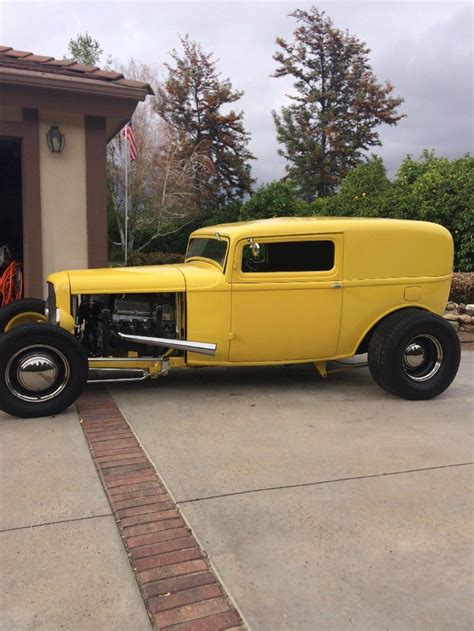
[0,324,88,418]
[368,308,460,400]
[0,298,47,333]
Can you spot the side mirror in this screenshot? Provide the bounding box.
[248,239,260,258]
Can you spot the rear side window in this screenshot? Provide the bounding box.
[242,240,335,273]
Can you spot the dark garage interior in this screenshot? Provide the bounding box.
[0,138,23,264]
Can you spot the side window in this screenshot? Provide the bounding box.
[242,240,335,273]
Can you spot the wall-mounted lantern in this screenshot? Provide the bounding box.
[46,123,65,153]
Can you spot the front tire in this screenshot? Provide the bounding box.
[0,298,47,333]
[368,309,461,400]
[0,324,88,418]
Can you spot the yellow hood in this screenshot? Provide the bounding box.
[65,265,186,294]
[48,260,224,296]
[174,262,223,290]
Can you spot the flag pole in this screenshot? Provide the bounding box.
[124,134,129,265]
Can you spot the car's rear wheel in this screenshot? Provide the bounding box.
[0,298,47,333]
[368,308,460,400]
[0,324,88,418]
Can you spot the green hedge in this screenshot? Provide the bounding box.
[127,251,184,266]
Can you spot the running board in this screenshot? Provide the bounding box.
[87,368,150,383]
[118,332,217,356]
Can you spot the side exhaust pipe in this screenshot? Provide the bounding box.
[118,332,217,356]
[88,368,150,383]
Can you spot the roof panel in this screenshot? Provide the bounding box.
[3,49,31,58]
[44,59,77,67]
[0,45,154,96]
[91,69,123,80]
[67,62,99,73]
[23,54,54,62]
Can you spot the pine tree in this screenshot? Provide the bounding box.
[157,36,254,210]
[66,32,102,66]
[273,7,404,199]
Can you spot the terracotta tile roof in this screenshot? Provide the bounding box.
[0,46,154,95]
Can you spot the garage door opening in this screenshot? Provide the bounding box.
[0,138,23,304]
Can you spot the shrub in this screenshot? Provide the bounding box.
[449,272,474,304]
[239,180,312,220]
[391,152,474,272]
[203,200,243,226]
[311,152,474,271]
[127,251,184,266]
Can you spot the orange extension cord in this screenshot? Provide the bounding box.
[0,261,23,307]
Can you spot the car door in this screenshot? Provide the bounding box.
[229,233,343,363]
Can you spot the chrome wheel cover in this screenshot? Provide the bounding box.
[402,334,443,382]
[5,345,70,402]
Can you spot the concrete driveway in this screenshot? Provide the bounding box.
[110,352,474,631]
[0,409,151,630]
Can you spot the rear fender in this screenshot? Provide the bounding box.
[354,306,430,355]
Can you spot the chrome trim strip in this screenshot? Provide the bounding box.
[117,332,217,356]
[87,368,150,383]
[88,356,160,363]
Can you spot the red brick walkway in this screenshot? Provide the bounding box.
[76,387,245,631]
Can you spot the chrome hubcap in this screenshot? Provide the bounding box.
[402,335,443,382]
[403,343,425,369]
[6,345,69,402]
[17,354,59,392]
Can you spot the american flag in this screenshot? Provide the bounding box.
[122,121,137,161]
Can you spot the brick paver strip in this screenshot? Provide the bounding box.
[76,386,245,631]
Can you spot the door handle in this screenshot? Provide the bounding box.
[332,282,343,288]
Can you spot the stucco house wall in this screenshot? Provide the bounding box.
[0,46,153,299]
[39,110,89,280]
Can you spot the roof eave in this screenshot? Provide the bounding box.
[0,66,153,101]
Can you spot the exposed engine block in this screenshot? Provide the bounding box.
[76,293,177,357]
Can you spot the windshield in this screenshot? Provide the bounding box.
[185,237,228,268]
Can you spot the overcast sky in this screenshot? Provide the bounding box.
[1,1,472,185]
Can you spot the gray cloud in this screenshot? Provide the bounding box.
[3,1,472,184]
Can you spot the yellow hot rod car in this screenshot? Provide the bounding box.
[0,217,460,417]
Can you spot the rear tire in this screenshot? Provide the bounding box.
[0,324,88,418]
[368,309,460,400]
[0,298,46,333]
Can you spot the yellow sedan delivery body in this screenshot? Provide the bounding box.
[51,216,451,363]
[0,217,460,418]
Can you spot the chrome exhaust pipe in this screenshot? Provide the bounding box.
[88,368,150,383]
[118,332,217,356]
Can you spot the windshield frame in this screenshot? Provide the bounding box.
[185,235,230,271]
